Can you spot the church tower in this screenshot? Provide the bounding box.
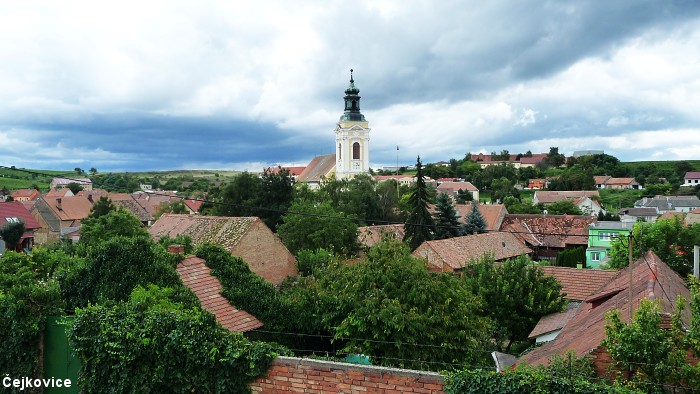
[335,69,370,179]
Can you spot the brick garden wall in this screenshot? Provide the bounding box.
[249,356,445,393]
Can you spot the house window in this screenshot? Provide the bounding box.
[598,232,618,242]
[353,142,360,160]
[591,252,601,261]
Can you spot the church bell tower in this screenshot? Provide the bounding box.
[335,69,370,179]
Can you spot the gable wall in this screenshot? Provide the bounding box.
[230,220,298,285]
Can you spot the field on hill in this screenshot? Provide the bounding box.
[0,167,75,191]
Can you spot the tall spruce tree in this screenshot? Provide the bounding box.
[463,200,487,235]
[403,156,434,250]
[433,192,463,239]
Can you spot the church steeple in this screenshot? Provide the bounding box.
[341,69,366,122]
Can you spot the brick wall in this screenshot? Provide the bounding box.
[231,219,297,286]
[250,356,444,393]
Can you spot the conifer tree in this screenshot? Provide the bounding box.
[433,192,463,239]
[463,200,487,235]
[403,156,434,250]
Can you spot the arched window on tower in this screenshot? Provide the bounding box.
[353,142,360,160]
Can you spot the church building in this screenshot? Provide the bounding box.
[297,70,371,187]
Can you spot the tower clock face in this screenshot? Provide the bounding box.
[353,161,360,170]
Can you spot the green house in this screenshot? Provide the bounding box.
[585,221,634,268]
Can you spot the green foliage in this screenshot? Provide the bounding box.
[463,200,487,235]
[79,208,149,245]
[59,236,186,309]
[68,285,284,394]
[490,176,518,203]
[89,196,115,218]
[0,221,25,250]
[598,189,644,212]
[295,248,334,276]
[65,182,84,195]
[154,199,188,219]
[320,174,384,225]
[548,165,595,191]
[196,244,292,332]
[603,299,691,392]
[642,183,672,197]
[257,167,294,229]
[283,238,491,370]
[157,234,195,254]
[433,192,464,239]
[213,171,262,217]
[277,200,359,256]
[545,147,566,168]
[444,367,640,394]
[464,255,567,352]
[0,250,65,389]
[598,210,621,221]
[403,156,435,250]
[546,199,584,215]
[606,218,700,276]
[555,246,586,268]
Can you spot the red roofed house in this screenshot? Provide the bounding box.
[0,201,42,252]
[177,256,262,332]
[412,232,532,273]
[183,199,203,215]
[594,176,642,190]
[533,190,603,216]
[149,214,297,285]
[683,171,700,187]
[10,189,40,202]
[518,251,691,381]
[436,181,479,202]
[50,177,93,191]
[30,195,94,244]
[453,203,508,232]
[528,266,618,343]
[296,154,337,189]
[500,214,596,263]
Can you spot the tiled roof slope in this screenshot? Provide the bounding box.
[413,232,532,271]
[453,203,508,232]
[538,266,618,301]
[176,256,262,332]
[357,224,405,249]
[500,214,596,248]
[149,214,256,249]
[0,201,41,229]
[535,191,599,204]
[529,303,579,338]
[296,154,336,183]
[108,193,152,222]
[519,251,691,367]
[43,196,93,221]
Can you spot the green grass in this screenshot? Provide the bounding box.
[598,189,643,211]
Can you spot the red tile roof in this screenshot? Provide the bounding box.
[453,203,508,232]
[45,188,74,198]
[297,154,336,183]
[43,196,94,221]
[500,214,596,248]
[534,191,600,204]
[684,171,700,179]
[413,232,532,271]
[149,214,257,249]
[10,189,39,200]
[0,201,41,230]
[184,199,203,213]
[538,266,618,301]
[529,305,579,339]
[177,256,262,332]
[267,166,306,177]
[519,251,691,367]
[436,181,478,194]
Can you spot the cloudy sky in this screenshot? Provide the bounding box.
[1,1,700,172]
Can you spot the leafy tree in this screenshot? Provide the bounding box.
[642,183,672,197]
[490,176,518,203]
[433,193,464,239]
[463,200,487,235]
[597,210,620,221]
[321,174,383,225]
[545,147,566,168]
[66,182,84,194]
[295,248,334,277]
[0,221,25,250]
[74,167,83,175]
[89,196,116,218]
[277,200,359,256]
[504,196,544,214]
[403,156,434,250]
[606,218,700,277]
[675,161,694,177]
[154,199,188,219]
[213,171,261,217]
[257,167,294,230]
[375,179,402,222]
[464,254,567,352]
[545,200,583,215]
[284,238,491,369]
[80,208,149,245]
[603,297,696,392]
[89,167,97,175]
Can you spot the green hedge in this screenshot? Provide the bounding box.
[444,369,642,394]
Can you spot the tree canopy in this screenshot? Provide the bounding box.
[403,156,434,250]
[433,192,463,239]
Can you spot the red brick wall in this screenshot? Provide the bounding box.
[231,220,298,286]
[250,357,445,393]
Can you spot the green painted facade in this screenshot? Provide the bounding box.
[585,221,634,268]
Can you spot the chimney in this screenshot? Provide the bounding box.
[167,244,185,254]
[56,198,62,210]
[87,194,93,203]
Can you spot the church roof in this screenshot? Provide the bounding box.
[297,154,336,183]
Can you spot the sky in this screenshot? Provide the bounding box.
[1,0,700,172]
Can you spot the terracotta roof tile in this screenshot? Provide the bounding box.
[42,196,93,221]
[177,256,262,332]
[413,232,532,271]
[534,191,600,204]
[453,203,508,232]
[538,266,618,301]
[500,214,596,248]
[297,154,336,183]
[519,251,691,367]
[529,303,580,338]
[149,214,256,249]
[0,201,41,230]
[436,181,478,194]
